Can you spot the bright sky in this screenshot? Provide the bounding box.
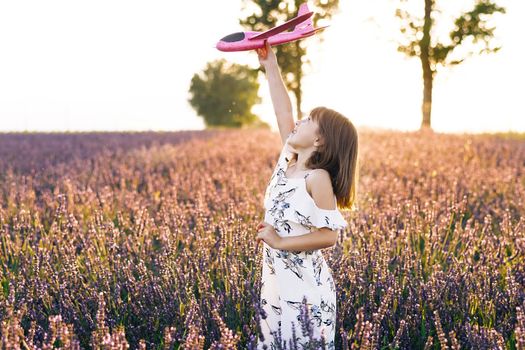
[0,0,522,133]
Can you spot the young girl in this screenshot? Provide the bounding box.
[255,41,359,349]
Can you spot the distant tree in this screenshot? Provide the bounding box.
[240,0,339,119]
[188,59,264,128]
[395,0,505,130]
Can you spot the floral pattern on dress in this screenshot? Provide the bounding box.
[264,247,275,275]
[275,249,306,280]
[312,253,324,286]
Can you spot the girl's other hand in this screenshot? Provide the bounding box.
[256,41,278,70]
[256,220,282,249]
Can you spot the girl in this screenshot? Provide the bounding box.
[254,41,359,349]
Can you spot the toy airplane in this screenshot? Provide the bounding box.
[216,3,328,52]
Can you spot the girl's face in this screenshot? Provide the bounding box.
[289,115,320,148]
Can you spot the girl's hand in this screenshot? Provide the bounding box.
[256,220,282,249]
[256,41,278,70]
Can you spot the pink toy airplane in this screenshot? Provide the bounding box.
[216,3,328,52]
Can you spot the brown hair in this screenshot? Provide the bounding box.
[303,106,359,211]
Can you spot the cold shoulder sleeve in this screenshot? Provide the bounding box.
[308,207,348,231]
[288,194,349,232]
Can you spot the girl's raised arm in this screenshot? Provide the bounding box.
[256,41,295,146]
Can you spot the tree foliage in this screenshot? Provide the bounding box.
[240,0,339,118]
[395,0,505,129]
[188,59,263,128]
[396,0,505,71]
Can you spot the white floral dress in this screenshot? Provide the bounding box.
[257,135,348,349]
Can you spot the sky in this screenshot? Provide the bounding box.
[0,0,523,134]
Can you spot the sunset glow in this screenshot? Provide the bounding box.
[0,0,522,133]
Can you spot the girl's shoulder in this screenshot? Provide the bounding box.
[304,168,335,206]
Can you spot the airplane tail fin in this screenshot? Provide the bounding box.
[293,3,313,32]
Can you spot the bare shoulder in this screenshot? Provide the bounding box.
[305,168,336,210]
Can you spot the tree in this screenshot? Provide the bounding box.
[395,0,505,130]
[188,59,264,128]
[240,0,339,119]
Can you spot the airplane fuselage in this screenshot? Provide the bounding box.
[216,30,315,52]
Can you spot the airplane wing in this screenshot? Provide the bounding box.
[248,11,313,41]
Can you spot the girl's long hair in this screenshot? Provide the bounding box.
[304,106,359,211]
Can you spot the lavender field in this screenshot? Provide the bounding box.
[0,129,524,349]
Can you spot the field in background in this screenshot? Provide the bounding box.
[0,129,524,349]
